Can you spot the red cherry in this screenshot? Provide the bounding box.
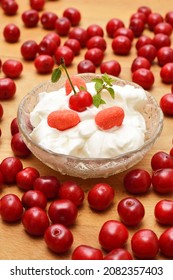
[22,190,47,209]
[0,194,23,222]
[1,0,18,15]
[58,180,84,207]
[152,168,173,193]
[3,23,20,42]
[10,117,19,135]
[40,11,58,30]
[86,24,104,38]
[154,22,173,36]
[157,47,173,66]
[160,63,173,83]
[86,36,107,52]
[131,56,151,72]
[63,7,81,26]
[11,132,31,157]
[152,33,171,50]
[137,44,157,63]
[64,38,81,55]
[165,11,173,27]
[147,12,163,31]
[43,32,61,47]
[132,68,154,90]
[0,156,23,184]
[113,27,134,41]
[85,47,104,66]
[129,18,145,37]
[72,245,103,260]
[160,93,173,115]
[54,17,71,36]
[21,40,38,60]
[22,9,39,27]
[38,38,57,56]
[69,90,93,112]
[106,18,125,38]
[0,78,16,100]
[33,175,60,200]
[154,199,173,225]
[69,27,88,48]
[112,35,131,55]
[100,60,121,76]
[159,227,173,257]
[29,0,45,11]
[135,35,153,50]
[151,151,173,170]
[104,248,133,260]
[137,6,152,19]
[54,46,74,66]
[130,12,147,24]
[34,55,54,74]
[2,59,23,78]
[16,167,40,191]
[77,59,96,73]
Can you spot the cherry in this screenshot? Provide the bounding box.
[10,117,19,135]
[3,23,20,42]
[131,56,151,72]
[11,132,31,157]
[43,32,61,47]
[64,38,81,55]
[86,36,107,52]
[130,12,147,24]
[160,62,173,83]
[99,220,129,251]
[38,38,57,56]
[54,46,74,66]
[152,33,171,50]
[33,175,60,200]
[0,194,23,222]
[151,151,173,170]
[152,168,173,193]
[2,59,23,78]
[0,156,23,184]
[63,7,81,26]
[77,59,96,73]
[137,44,157,63]
[160,93,173,115]
[154,22,172,36]
[129,18,145,37]
[147,12,163,31]
[135,35,153,50]
[44,224,73,253]
[100,60,121,76]
[34,55,54,74]
[48,199,78,226]
[117,197,145,226]
[154,199,173,225]
[21,40,38,60]
[87,183,114,211]
[40,11,58,30]
[85,47,104,66]
[132,68,154,90]
[22,190,47,209]
[86,24,104,38]
[22,207,49,236]
[137,6,152,19]
[29,0,45,11]
[69,27,88,48]
[131,229,159,259]
[54,17,71,36]
[106,18,125,38]
[0,104,4,120]
[16,167,40,191]
[159,227,173,257]
[72,245,103,260]
[165,11,173,27]
[69,90,93,112]
[0,78,16,100]
[22,9,39,27]
[157,47,173,66]
[104,248,133,260]
[1,0,18,15]
[123,168,151,194]
[113,27,134,41]
[112,35,131,55]
[58,180,84,206]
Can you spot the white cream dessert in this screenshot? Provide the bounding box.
[30,81,147,158]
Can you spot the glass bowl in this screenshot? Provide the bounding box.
[17,73,163,179]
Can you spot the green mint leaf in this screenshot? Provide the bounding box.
[51,68,62,83]
[102,73,115,86]
[93,93,106,108]
[95,81,103,93]
[92,78,104,85]
[107,87,115,99]
[80,85,87,91]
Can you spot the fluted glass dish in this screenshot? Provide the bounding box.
[17,73,163,179]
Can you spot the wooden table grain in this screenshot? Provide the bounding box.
[0,0,173,260]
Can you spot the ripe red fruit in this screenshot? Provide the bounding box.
[98,220,129,251]
[0,156,23,184]
[0,78,16,100]
[47,109,80,130]
[43,32,61,47]
[58,180,84,206]
[2,59,23,78]
[22,207,49,236]
[72,245,103,260]
[95,106,124,129]
[54,46,74,66]
[106,18,125,38]
[11,132,31,157]
[33,175,60,200]
[131,229,159,259]
[3,23,20,42]
[22,9,39,27]
[48,199,78,226]
[104,248,133,260]
[130,12,147,24]
[135,35,153,50]
[154,22,172,36]
[86,36,107,52]
[44,224,73,253]
[21,40,38,60]
[160,93,173,115]
[40,11,58,30]
[159,227,173,257]
[0,194,23,222]
[137,44,157,63]
[165,11,173,27]
[131,56,151,72]
[38,38,57,56]
[147,12,163,31]
[10,117,19,135]
[112,35,131,55]
[129,18,145,37]
[87,183,114,211]
[1,0,18,15]
[63,7,81,26]
[132,68,154,90]
[151,151,173,170]
[85,48,104,66]
[113,27,134,41]
[69,27,88,48]
[123,168,151,194]
[157,46,173,66]
[54,17,71,36]
[137,6,152,19]
[34,55,54,74]
[29,0,45,11]
[69,90,93,112]
[152,33,171,50]
[117,197,145,226]
[154,199,173,225]
[100,60,121,76]
[86,24,104,38]
[160,63,173,83]
[152,168,173,193]
[77,59,96,73]
[22,190,47,209]
[16,167,40,191]
[64,39,81,55]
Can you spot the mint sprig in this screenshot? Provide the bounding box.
[92,73,116,108]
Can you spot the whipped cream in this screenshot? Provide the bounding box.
[30,82,147,158]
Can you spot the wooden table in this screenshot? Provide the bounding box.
[0,0,173,260]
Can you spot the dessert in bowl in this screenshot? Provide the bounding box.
[17,73,163,179]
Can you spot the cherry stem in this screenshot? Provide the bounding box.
[60,58,77,95]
